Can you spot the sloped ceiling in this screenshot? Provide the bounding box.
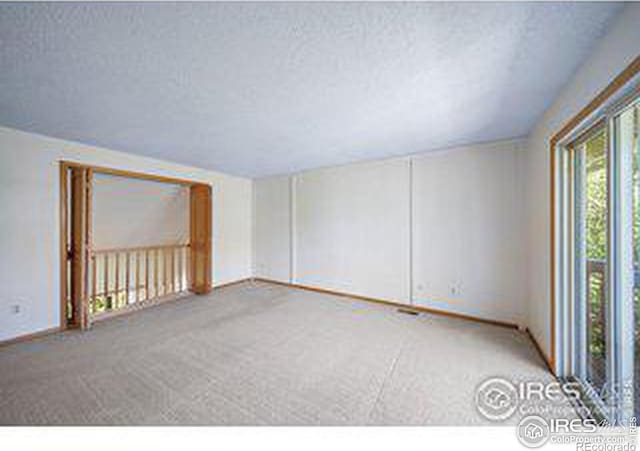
[0,2,624,177]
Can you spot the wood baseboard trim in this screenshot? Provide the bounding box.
[253,278,518,330]
[525,327,555,375]
[0,326,62,348]
[214,278,252,290]
[410,304,518,330]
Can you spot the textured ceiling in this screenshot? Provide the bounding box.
[0,3,624,178]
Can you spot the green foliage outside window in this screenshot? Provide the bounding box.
[584,131,607,380]
[583,106,639,391]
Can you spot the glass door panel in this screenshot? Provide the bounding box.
[619,101,639,419]
[634,104,639,421]
[573,125,610,403]
[613,99,639,421]
[633,103,639,421]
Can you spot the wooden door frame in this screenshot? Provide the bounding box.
[59,161,213,330]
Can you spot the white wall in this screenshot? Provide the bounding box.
[0,126,253,342]
[93,174,189,249]
[294,158,411,303]
[524,4,640,363]
[253,176,291,282]
[212,175,253,286]
[412,141,526,324]
[254,139,526,324]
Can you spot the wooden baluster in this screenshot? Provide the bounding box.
[103,253,109,311]
[92,254,97,314]
[145,249,150,301]
[125,251,130,305]
[170,247,175,294]
[182,246,187,291]
[114,252,120,308]
[186,245,191,291]
[184,246,188,291]
[154,248,159,299]
[136,250,141,303]
[163,248,168,295]
[177,246,183,292]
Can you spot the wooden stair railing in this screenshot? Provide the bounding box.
[89,243,190,318]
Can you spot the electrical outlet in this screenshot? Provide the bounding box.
[10,304,21,315]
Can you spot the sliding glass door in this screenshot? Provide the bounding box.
[571,124,611,407]
[614,99,639,421]
[632,102,639,421]
[558,92,638,424]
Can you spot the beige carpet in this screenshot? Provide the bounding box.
[0,281,564,425]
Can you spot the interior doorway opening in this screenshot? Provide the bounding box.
[60,162,212,330]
